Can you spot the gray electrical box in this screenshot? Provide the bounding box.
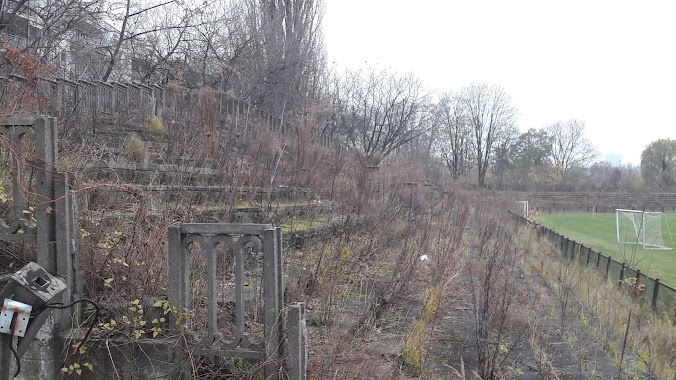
[0,262,67,358]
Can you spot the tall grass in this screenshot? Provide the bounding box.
[523,224,676,379]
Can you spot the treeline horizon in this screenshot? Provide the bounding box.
[1,0,673,192]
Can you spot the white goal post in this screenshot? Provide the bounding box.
[616,209,674,250]
[514,201,528,218]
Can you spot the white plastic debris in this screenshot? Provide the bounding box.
[419,255,429,261]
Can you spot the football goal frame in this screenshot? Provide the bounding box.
[514,201,528,218]
[615,209,674,250]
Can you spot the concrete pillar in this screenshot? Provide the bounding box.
[286,302,307,380]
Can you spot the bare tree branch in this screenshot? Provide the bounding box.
[461,83,517,187]
[333,67,432,164]
[547,119,597,182]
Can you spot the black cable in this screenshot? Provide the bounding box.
[22,298,100,377]
[42,298,100,358]
[8,336,20,378]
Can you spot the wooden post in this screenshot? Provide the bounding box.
[619,263,626,287]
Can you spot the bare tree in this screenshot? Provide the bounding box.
[238,0,326,116]
[0,0,106,72]
[436,92,472,180]
[461,83,517,187]
[546,119,597,182]
[176,3,232,87]
[100,0,202,82]
[490,123,520,190]
[334,67,432,165]
[501,128,554,190]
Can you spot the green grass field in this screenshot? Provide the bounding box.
[537,213,676,286]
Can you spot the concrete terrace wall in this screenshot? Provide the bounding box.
[504,192,676,213]
[0,74,337,149]
[0,116,312,379]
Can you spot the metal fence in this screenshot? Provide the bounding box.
[512,212,676,322]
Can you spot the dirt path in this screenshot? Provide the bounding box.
[299,249,654,379]
[426,299,540,379]
[424,262,635,379]
[521,261,655,380]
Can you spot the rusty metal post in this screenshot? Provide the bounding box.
[652,279,660,312]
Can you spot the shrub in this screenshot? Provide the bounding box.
[123,134,146,162]
[148,116,166,133]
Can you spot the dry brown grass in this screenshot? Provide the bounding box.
[523,225,676,379]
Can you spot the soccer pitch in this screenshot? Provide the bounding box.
[538,213,676,286]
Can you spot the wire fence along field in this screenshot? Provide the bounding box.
[537,212,676,285]
[534,204,676,214]
[511,212,676,322]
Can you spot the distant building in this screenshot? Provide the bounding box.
[605,154,622,167]
[0,0,116,80]
[0,0,43,50]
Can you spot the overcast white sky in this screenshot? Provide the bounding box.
[323,0,676,166]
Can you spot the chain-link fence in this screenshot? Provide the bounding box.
[513,212,676,321]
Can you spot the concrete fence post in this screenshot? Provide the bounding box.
[287,302,308,380]
[263,227,282,380]
[54,173,79,329]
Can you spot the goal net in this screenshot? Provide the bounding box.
[514,201,528,218]
[616,209,674,250]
